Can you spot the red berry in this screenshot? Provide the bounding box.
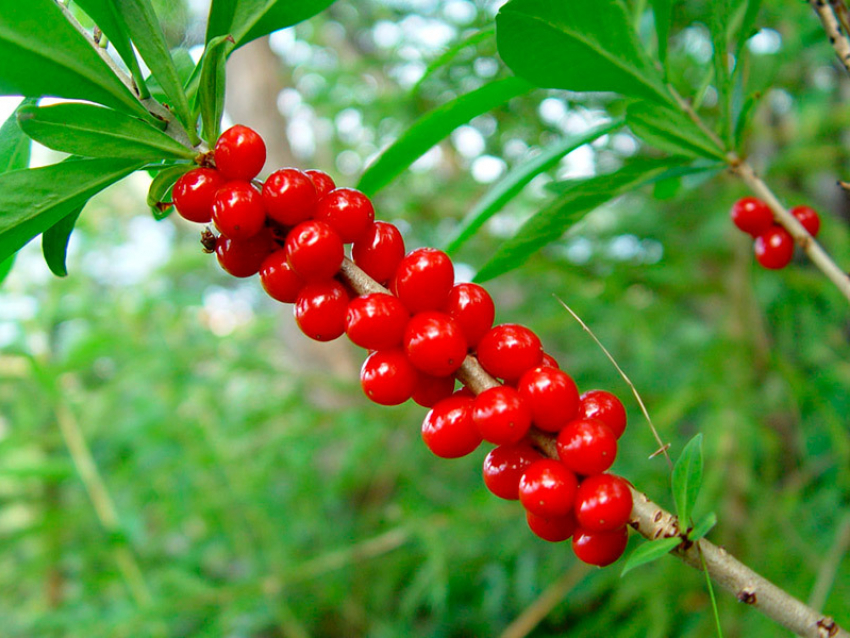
[790,205,821,237]
[345,292,409,350]
[214,125,266,182]
[518,458,579,518]
[215,232,273,278]
[476,324,543,382]
[540,353,560,369]
[305,169,336,199]
[212,182,266,239]
[172,168,224,223]
[284,220,344,281]
[482,442,543,500]
[360,348,417,406]
[412,373,456,408]
[556,419,618,476]
[517,366,580,432]
[403,311,468,377]
[754,225,794,270]
[730,197,773,237]
[574,474,633,532]
[421,395,482,459]
[472,385,532,445]
[444,283,495,348]
[259,248,305,302]
[262,168,318,227]
[294,279,348,341]
[352,221,406,284]
[315,187,375,244]
[572,526,629,566]
[392,248,455,313]
[526,510,578,543]
[578,390,627,439]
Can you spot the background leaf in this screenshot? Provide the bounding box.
[0,0,148,118]
[412,27,495,95]
[357,77,532,196]
[41,206,83,277]
[621,537,681,576]
[199,35,233,145]
[626,101,727,159]
[711,0,733,145]
[672,433,704,527]
[651,0,673,67]
[17,103,196,160]
[206,0,336,51]
[496,0,672,104]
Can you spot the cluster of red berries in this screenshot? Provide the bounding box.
[730,196,821,269]
[171,125,633,567]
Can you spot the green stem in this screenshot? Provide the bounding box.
[700,545,725,638]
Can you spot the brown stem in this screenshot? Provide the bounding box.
[810,0,850,76]
[335,256,849,638]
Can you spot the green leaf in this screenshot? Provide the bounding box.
[17,103,196,160]
[42,205,83,277]
[651,0,673,67]
[413,27,495,95]
[146,164,192,220]
[0,253,13,287]
[358,77,533,196]
[689,511,717,542]
[733,91,763,152]
[621,537,681,576]
[626,102,727,159]
[149,48,197,105]
[206,0,336,51]
[0,158,144,263]
[0,99,33,173]
[672,433,704,527]
[199,35,233,145]
[444,119,623,254]
[733,0,762,63]
[474,158,683,282]
[0,0,149,118]
[496,0,672,104]
[114,0,197,140]
[711,0,733,145]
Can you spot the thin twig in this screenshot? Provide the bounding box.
[808,510,850,611]
[810,0,850,75]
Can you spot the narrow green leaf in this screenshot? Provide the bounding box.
[199,35,233,145]
[0,158,144,263]
[0,254,13,287]
[733,91,763,152]
[690,511,717,542]
[672,433,704,527]
[147,164,193,209]
[496,0,672,104]
[626,101,727,159]
[114,0,197,139]
[149,48,197,106]
[358,77,532,196]
[733,0,762,63]
[17,103,196,160]
[0,98,34,173]
[474,158,684,282]
[444,119,623,254]
[651,0,673,67]
[413,27,495,95]
[711,0,733,145]
[42,205,83,277]
[0,0,148,118]
[206,0,335,51]
[621,537,681,576]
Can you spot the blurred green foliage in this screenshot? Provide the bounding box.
[1,0,849,636]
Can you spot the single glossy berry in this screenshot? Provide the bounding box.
[421,395,482,459]
[315,187,375,244]
[172,168,224,223]
[730,196,773,237]
[392,248,455,313]
[305,169,336,199]
[214,124,266,182]
[517,366,580,433]
[294,279,348,341]
[476,324,543,382]
[262,168,318,227]
[578,390,627,439]
[345,292,410,350]
[215,232,274,277]
[472,385,532,445]
[412,373,456,408]
[403,311,468,377]
[483,442,543,500]
[284,220,344,281]
[444,283,495,348]
[790,205,821,237]
[212,182,266,239]
[352,221,406,284]
[259,248,305,303]
[526,510,578,543]
[556,419,618,476]
[540,353,560,369]
[754,225,794,270]
[518,458,579,519]
[574,474,633,532]
[360,348,417,406]
[572,526,629,567]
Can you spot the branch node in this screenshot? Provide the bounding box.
[737,587,758,605]
[818,617,839,637]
